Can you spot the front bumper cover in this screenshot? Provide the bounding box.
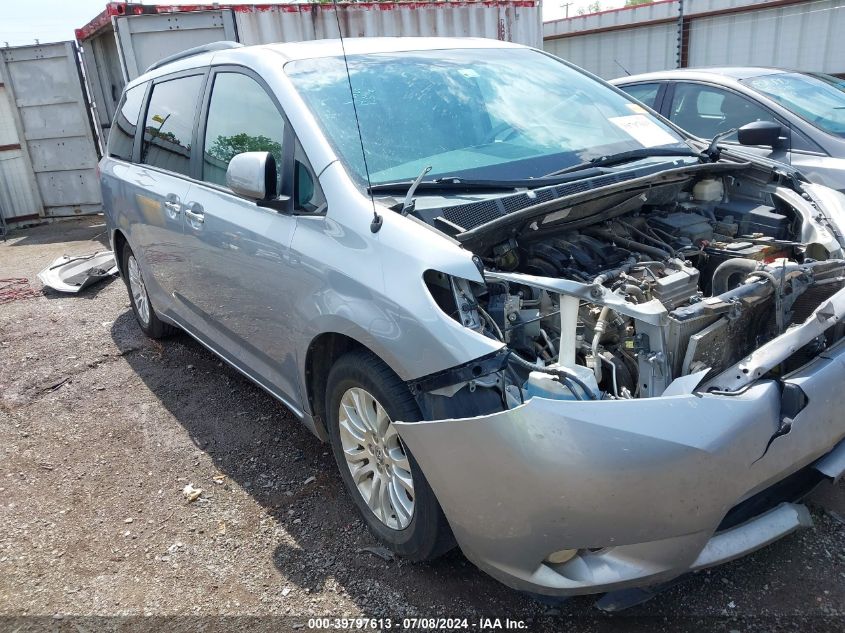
[395,339,845,596]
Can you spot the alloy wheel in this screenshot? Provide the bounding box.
[127,255,150,326]
[337,387,415,529]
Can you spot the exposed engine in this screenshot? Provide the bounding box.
[423,172,845,404]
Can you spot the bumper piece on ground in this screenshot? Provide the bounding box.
[37,251,118,293]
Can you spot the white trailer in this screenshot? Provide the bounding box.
[543,0,845,81]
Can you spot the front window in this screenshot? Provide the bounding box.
[286,48,686,186]
[202,72,285,190]
[668,83,773,141]
[745,72,845,138]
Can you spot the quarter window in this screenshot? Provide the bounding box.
[140,75,204,176]
[668,83,774,141]
[202,73,285,190]
[294,140,326,214]
[108,83,146,161]
[621,83,661,110]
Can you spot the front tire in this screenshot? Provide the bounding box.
[326,349,454,561]
[121,245,176,339]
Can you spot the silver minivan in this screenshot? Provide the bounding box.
[101,38,845,598]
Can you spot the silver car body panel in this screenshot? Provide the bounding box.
[774,186,843,254]
[815,440,845,483]
[791,155,845,195]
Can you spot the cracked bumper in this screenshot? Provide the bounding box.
[395,341,845,596]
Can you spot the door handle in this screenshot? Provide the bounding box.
[185,203,205,225]
[163,194,182,219]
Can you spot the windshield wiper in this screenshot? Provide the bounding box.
[400,165,432,216]
[371,178,529,195]
[704,127,738,162]
[544,147,702,177]
[369,172,605,195]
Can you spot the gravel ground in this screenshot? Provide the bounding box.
[1,217,844,633]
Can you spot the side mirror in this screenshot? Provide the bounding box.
[226,151,277,200]
[737,121,784,148]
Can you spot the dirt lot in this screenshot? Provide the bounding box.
[1,217,844,632]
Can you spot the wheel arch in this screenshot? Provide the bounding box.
[111,229,129,280]
[304,331,405,440]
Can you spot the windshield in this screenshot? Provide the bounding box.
[745,72,845,137]
[285,48,687,186]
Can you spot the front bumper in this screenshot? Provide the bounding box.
[395,340,845,596]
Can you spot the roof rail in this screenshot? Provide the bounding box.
[146,41,243,73]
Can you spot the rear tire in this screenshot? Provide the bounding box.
[121,244,177,339]
[326,349,454,561]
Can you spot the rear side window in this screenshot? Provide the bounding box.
[108,83,145,161]
[621,83,661,110]
[140,75,204,176]
[202,73,285,189]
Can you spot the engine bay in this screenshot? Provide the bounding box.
[421,168,845,405]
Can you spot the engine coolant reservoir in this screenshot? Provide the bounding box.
[693,178,724,202]
[524,368,599,401]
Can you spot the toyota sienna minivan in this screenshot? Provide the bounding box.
[101,37,845,598]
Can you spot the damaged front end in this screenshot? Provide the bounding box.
[396,160,845,595]
[412,160,845,412]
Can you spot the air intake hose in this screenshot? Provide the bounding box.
[711,258,760,296]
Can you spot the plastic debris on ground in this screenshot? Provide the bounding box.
[358,546,395,561]
[182,483,203,503]
[37,251,118,293]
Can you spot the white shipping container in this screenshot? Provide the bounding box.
[543,0,845,80]
[544,22,677,80]
[688,0,845,73]
[234,2,539,47]
[76,1,542,146]
[0,83,42,223]
[0,42,102,224]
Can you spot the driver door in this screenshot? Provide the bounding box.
[178,69,302,406]
[666,82,791,163]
